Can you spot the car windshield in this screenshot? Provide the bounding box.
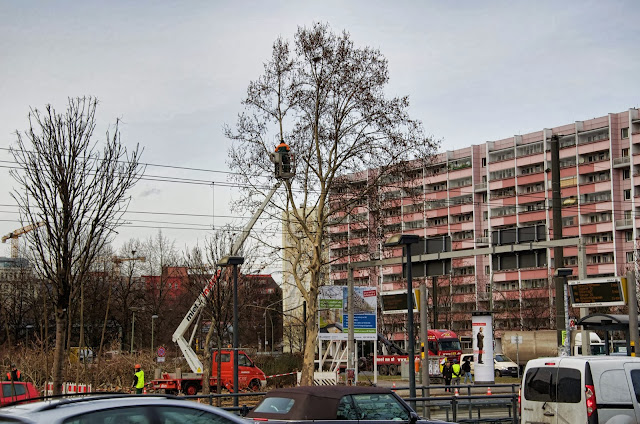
[438,339,461,351]
[495,354,512,362]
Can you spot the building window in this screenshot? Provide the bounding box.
[481,157,487,167]
[622,147,630,157]
[623,169,631,180]
[626,231,633,242]
[628,252,635,262]
[622,127,630,139]
[485,265,490,275]
[625,189,632,201]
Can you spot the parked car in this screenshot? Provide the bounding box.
[520,356,640,424]
[459,353,519,377]
[246,386,453,423]
[0,393,248,423]
[0,382,40,406]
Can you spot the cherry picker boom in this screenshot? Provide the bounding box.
[169,143,294,381]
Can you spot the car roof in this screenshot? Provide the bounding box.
[0,395,245,423]
[263,385,392,399]
[246,386,396,420]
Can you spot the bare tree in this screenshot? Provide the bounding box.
[9,97,143,394]
[226,23,437,384]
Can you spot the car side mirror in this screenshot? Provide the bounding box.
[409,411,419,424]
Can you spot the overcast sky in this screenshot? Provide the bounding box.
[1,0,639,262]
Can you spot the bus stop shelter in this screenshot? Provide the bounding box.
[576,313,640,355]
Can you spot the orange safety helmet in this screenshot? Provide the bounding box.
[134,364,141,369]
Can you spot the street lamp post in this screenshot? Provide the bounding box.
[25,325,33,347]
[131,309,136,354]
[217,255,244,408]
[385,234,421,409]
[151,314,158,354]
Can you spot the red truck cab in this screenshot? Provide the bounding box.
[209,350,266,392]
[428,329,462,363]
[151,349,266,395]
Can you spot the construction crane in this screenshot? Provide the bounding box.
[1,222,45,258]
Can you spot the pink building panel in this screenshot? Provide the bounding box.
[424,226,449,237]
[448,147,473,159]
[489,158,517,171]
[585,242,615,255]
[492,271,520,282]
[562,226,580,237]
[553,122,576,136]
[516,173,545,186]
[448,167,473,179]
[519,269,549,280]
[581,116,609,132]
[588,263,615,275]
[518,210,547,222]
[491,215,518,227]
[489,137,516,151]
[577,139,610,153]
[426,207,449,218]
[425,171,448,184]
[516,154,545,166]
[452,257,475,268]
[451,240,474,250]
[425,190,449,200]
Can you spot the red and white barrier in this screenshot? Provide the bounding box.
[265,371,298,379]
[45,382,92,396]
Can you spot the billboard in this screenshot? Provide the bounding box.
[318,285,377,341]
[472,312,494,383]
[380,289,418,314]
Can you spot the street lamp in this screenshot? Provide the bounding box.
[130,307,143,354]
[151,314,159,354]
[25,325,33,347]
[384,234,421,408]
[217,255,244,407]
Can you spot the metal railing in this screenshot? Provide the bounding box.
[181,383,520,424]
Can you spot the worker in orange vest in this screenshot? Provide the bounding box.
[275,140,290,152]
[6,364,21,382]
[274,140,291,175]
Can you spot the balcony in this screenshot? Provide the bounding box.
[476,237,490,245]
[613,156,631,168]
[474,182,487,192]
[616,218,633,230]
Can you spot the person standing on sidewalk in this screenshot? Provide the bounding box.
[452,361,461,386]
[442,360,453,393]
[462,357,473,384]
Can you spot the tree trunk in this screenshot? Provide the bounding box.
[52,308,67,395]
[300,298,318,386]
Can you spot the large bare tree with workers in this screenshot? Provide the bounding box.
[226,23,437,385]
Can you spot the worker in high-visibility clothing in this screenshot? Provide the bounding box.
[274,140,291,176]
[132,364,144,394]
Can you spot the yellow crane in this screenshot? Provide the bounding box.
[1,222,45,258]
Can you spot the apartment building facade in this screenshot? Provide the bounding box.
[328,108,640,341]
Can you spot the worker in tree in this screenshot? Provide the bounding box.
[5,364,21,382]
[274,140,291,176]
[132,364,144,394]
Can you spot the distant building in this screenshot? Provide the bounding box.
[328,108,640,340]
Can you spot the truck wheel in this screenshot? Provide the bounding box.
[248,379,261,391]
[183,383,198,396]
[379,365,388,375]
[495,370,501,378]
[388,364,398,376]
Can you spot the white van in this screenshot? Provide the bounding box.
[521,356,640,424]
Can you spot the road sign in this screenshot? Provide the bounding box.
[157,357,165,363]
[569,277,627,307]
[157,346,166,357]
[511,335,523,344]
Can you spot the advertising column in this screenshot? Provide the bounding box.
[472,311,494,383]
